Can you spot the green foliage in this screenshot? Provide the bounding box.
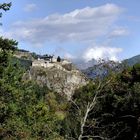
[0,2,11,25]
[0,62,67,139]
[0,3,11,11]
[0,3,67,139]
[12,57,32,70]
[62,66,140,140]
[1,5,140,139]
[31,52,38,59]
[0,37,18,77]
[1,29,140,139]
[1,36,140,140]
[0,37,66,140]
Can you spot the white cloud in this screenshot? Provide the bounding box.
[24,3,37,12]
[64,52,76,60]
[83,45,123,62]
[2,3,122,44]
[109,27,129,38]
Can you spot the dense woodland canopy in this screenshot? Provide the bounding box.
[0,2,140,140]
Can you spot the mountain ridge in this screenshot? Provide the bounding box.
[15,49,140,86]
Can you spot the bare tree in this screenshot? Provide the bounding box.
[70,79,112,140]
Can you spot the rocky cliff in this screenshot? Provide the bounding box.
[23,62,88,99]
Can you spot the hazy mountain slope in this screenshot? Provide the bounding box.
[123,54,140,66]
[79,55,140,79]
[82,61,121,79]
[73,59,97,70]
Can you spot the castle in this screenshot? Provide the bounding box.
[32,55,71,68]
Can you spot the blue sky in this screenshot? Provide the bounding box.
[0,0,140,61]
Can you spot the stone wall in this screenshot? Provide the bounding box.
[32,60,55,68]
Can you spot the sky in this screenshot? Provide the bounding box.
[0,0,140,62]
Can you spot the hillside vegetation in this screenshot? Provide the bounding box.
[1,2,140,140]
[1,36,140,139]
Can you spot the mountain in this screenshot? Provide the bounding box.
[123,54,140,66]
[73,58,98,70]
[15,49,140,94]
[82,60,121,79]
[77,55,140,79]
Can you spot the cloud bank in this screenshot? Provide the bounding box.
[83,45,123,62]
[4,3,122,44]
[1,3,125,61]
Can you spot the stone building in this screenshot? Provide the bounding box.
[32,54,71,69]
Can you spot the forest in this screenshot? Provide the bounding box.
[0,2,140,140]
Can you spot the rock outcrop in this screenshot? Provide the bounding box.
[23,62,88,99]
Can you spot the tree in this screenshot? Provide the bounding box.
[68,78,112,140]
[62,64,140,140]
[0,3,65,139]
[0,2,11,25]
[0,37,18,78]
[57,56,61,62]
[0,3,11,11]
[0,2,16,72]
[0,2,18,78]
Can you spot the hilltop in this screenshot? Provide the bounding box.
[14,49,88,99]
